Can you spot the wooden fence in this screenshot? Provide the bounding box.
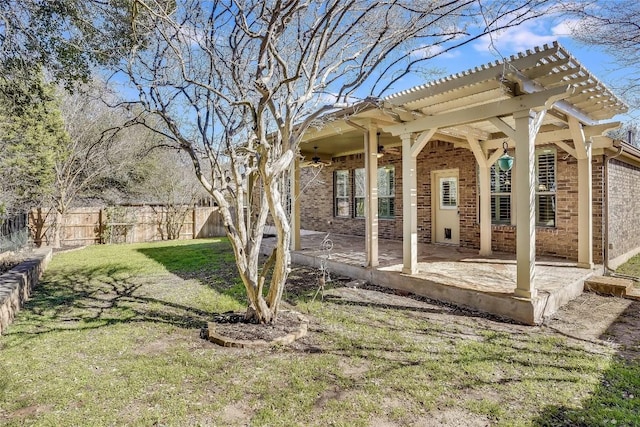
[30,205,226,247]
[0,212,29,253]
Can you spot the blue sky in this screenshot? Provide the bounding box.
[401,14,636,125]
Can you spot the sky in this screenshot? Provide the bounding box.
[109,5,637,130]
[397,14,637,125]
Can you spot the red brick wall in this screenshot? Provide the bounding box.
[488,151,604,262]
[607,158,640,261]
[299,141,606,262]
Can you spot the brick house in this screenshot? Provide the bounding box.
[288,42,640,305]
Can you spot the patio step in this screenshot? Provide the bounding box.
[626,287,640,301]
[584,276,640,300]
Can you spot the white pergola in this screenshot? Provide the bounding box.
[294,42,627,301]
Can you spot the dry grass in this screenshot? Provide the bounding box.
[0,239,638,426]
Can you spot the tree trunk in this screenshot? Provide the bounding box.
[52,210,63,248]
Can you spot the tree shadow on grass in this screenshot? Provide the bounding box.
[136,240,350,307]
[2,262,225,348]
[532,300,640,426]
[136,240,247,305]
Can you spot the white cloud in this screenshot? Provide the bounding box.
[472,17,573,56]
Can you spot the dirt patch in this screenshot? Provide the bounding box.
[544,292,640,358]
[209,309,303,341]
[202,309,308,347]
[198,263,640,357]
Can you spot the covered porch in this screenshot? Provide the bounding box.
[285,42,627,324]
[266,231,597,324]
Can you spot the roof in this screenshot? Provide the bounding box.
[383,41,627,124]
[301,41,628,159]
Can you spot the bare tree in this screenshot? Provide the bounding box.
[118,0,554,323]
[133,149,207,240]
[45,81,150,247]
[565,0,640,108]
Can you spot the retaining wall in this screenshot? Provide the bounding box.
[0,248,52,334]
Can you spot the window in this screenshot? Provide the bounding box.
[536,150,556,227]
[352,166,395,219]
[483,148,556,227]
[440,177,458,209]
[334,170,350,217]
[490,165,511,224]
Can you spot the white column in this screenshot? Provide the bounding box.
[514,110,537,299]
[569,117,594,269]
[365,126,379,267]
[478,164,492,256]
[577,143,593,268]
[290,158,301,250]
[401,133,418,274]
[467,137,493,256]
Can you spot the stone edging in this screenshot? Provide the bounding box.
[0,248,53,335]
[200,310,309,348]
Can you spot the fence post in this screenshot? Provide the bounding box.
[192,207,196,239]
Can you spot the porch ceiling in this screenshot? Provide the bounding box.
[300,41,626,162]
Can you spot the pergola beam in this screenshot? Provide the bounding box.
[509,70,598,125]
[480,122,620,150]
[384,86,572,136]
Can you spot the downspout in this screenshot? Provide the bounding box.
[603,139,625,276]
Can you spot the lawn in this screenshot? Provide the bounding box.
[0,239,638,426]
[616,253,640,287]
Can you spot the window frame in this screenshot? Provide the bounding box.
[352,166,396,219]
[479,147,557,228]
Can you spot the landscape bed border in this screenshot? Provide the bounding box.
[0,248,52,334]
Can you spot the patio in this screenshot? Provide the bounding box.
[263,230,600,324]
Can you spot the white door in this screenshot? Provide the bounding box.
[433,171,459,245]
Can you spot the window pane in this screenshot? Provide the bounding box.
[379,197,395,218]
[440,177,457,209]
[537,152,555,192]
[354,168,365,198]
[492,166,511,193]
[334,170,349,217]
[355,197,365,218]
[378,166,394,197]
[537,194,556,227]
[494,195,511,223]
[335,170,349,197]
[536,150,556,227]
[487,165,511,224]
[335,198,349,217]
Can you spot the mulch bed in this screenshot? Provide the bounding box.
[203,309,306,344]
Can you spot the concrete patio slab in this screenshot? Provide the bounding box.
[262,231,599,325]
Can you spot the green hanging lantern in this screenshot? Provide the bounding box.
[497,141,513,172]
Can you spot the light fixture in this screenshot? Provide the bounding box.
[312,146,321,164]
[497,141,513,172]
